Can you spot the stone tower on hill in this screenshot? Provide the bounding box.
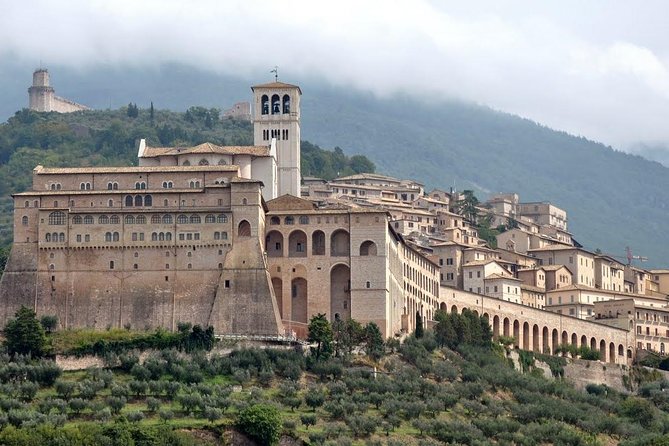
[252,82,301,197]
[28,69,89,113]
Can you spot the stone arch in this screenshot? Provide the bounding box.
[303,231,322,257]
[440,302,447,312]
[618,344,624,357]
[599,340,606,362]
[282,94,291,114]
[271,94,280,114]
[288,230,307,257]
[451,305,458,314]
[581,335,588,348]
[513,320,520,346]
[272,277,283,319]
[542,327,550,353]
[571,333,577,347]
[561,330,569,348]
[290,278,308,323]
[261,94,269,115]
[330,230,350,256]
[533,324,540,352]
[359,240,377,256]
[330,264,351,321]
[265,231,283,257]
[503,317,510,337]
[552,329,559,353]
[492,315,500,338]
[472,310,479,317]
[590,337,597,352]
[237,220,251,237]
[523,322,530,350]
[609,342,616,364]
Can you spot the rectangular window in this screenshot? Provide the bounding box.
[225,280,230,288]
[476,271,481,278]
[85,234,90,242]
[109,261,115,270]
[76,234,81,242]
[139,233,144,241]
[468,272,472,279]
[132,233,138,241]
[194,233,200,240]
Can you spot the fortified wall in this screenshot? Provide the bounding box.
[28,69,89,113]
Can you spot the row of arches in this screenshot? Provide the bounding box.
[272,264,351,324]
[261,94,291,115]
[45,232,65,243]
[266,230,361,258]
[447,304,628,364]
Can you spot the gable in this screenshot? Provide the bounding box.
[266,194,316,211]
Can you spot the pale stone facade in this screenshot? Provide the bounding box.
[28,69,89,113]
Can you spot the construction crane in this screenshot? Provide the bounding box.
[595,246,648,266]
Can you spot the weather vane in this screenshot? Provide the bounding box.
[270,66,278,82]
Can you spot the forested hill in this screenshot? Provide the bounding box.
[0,107,375,250]
[1,62,668,265]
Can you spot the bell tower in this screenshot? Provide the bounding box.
[252,80,302,197]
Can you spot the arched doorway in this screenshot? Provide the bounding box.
[330,264,351,321]
[600,340,607,362]
[552,329,559,354]
[542,327,549,353]
[359,240,377,256]
[266,231,283,257]
[503,318,510,337]
[330,230,350,256]
[288,230,307,257]
[513,320,520,347]
[532,325,539,352]
[492,315,500,339]
[523,322,530,350]
[238,220,251,237]
[609,342,616,364]
[581,335,587,348]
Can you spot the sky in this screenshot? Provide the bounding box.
[1,0,669,151]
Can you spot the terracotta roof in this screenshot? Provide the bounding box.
[266,194,316,211]
[541,265,573,274]
[251,81,302,93]
[520,284,546,293]
[33,165,239,174]
[486,273,519,281]
[142,142,270,158]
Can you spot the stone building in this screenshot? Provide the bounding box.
[28,69,89,113]
[1,164,281,335]
[264,195,439,339]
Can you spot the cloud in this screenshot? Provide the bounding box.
[2,0,669,149]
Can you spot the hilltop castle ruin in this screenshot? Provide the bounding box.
[28,69,89,113]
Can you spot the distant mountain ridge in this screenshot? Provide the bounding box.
[1,60,668,267]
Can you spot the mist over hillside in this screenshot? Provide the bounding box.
[1,60,668,267]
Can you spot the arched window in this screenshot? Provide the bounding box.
[113,232,119,242]
[299,216,309,224]
[72,215,82,225]
[24,201,29,208]
[242,197,247,205]
[56,184,61,190]
[125,215,135,224]
[151,215,161,224]
[214,232,221,240]
[110,215,120,224]
[270,216,280,225]
[198,159,209,166]
[113,183,118,190]
[98,215,109,224]
[217,214,228,223]
[271,94,280,114]
[45,233,51,242]
[159,232,165,241]
[190,215,201,224]
[284,216,294,225]
[177,214,188,224]
[163,199,168,206]
[205,214,215,223]
[144,195,152,206]
[53,201,58,208]
[108,182,113,190]
[162,215,173,224]
[221,232,228,240]
[135,182,146,190]
[51,232,58,242]
[84,215,94,225]
[182,160,190,166]
[282,94,290,114]
[108,199,114,207]
[189,181,195,188]
[48,212,66,225]
[217,159,227,165]
[105,232,112,242]
[135,195,143,207]
[21,215,28,226]
[50,184,56,191]
[80,183,86,190]
[360,240,377,256]
[261,94,269,115]
[162,182,168,188]
[238,220,251,237]
[166,232,172,241]
[136,215,146,224]
[125,196,133,207]
[152,232,158,241]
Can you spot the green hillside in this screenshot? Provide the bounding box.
[0,107,374,254]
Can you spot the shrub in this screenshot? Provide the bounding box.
[127,410,144,423]
[40,316,58,334]
[159,408,174,423]
[105,396,126,415]
[68,398,88,415]
[300,413,317,429]
[305,386,326,411]
[237,404,282,446]
[4,307,48,358]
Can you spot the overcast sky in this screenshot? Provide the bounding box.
[2,0,668,150]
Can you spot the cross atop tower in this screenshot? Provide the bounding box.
[270,66,278,82]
